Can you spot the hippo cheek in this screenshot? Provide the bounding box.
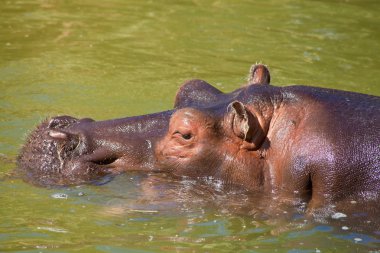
[155,142,195,170]
[155,143,218,178]
[156,149,192,169]
[162,146,195,159]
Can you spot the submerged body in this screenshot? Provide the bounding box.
[18,64,380,210]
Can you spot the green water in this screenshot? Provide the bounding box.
[1,0,380,252]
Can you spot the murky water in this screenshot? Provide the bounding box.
[1,0,379,252]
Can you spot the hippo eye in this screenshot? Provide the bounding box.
[182,133,192,140]
[173,131,192,140]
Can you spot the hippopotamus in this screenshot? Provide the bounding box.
[18,64,380,210]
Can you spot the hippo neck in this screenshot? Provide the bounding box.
[218,149,267,191]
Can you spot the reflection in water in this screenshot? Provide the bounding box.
[54,22,76,43]
[100,173,380,243]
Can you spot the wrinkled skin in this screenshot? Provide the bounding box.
[18,64,379,211]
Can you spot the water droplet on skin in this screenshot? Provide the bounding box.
[331,212,347,219]
[146,140,152,149]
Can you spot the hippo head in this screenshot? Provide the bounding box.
[154,100,271,189]
[17,64,271,186]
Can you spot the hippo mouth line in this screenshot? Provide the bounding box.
[93,157,119,166]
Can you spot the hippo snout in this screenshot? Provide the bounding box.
[17,115,107,186]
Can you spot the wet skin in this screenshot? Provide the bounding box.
[18,64,380,210]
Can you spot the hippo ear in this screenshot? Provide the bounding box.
[228,101,251,139]
[227,101,265,150]
[247,64,270,85]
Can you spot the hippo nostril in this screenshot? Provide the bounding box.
[48,116,79,129]
[48,119,59,129]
